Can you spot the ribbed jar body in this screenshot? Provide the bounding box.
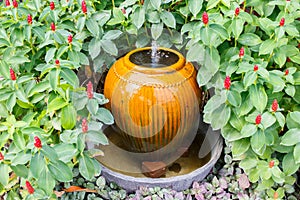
[104,47,201,153]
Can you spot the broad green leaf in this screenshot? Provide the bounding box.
[230,18,244,39]
[243,71,257,89]
[11,152,31,166]
[227,90,241,107]
[229,112,245,131]
[61,104,77,130]
[79,153,95,180]
[7,56,30,64]
[232,138,250,157]
[275,112,285,128]
[269,72,285,92]
[60,68,79,88]
[239,158,257,170]
[151,23,163,40]
[10,165,28,178]
[209,23,229,40]
[68,51,80,64]
[53,31,65,44]
[259,39,276,55]
[100,40,118,56]
[87,99,99,115]
[30,153,45,179]
[207,0,220,9]
[280,128,300,146]
[186,43,205,63]
[45,48,56,63]
[102,30,122,40]
[294,143,300,164]
[0,164,9,186]
[89,38,101,59]
[47,97,68,113]
[54,144,77,162]
[13,132,26,150]
[49,68,60,90]
[241,124,257,137]
[94,10,111,26]
[77,16,86,32]
[150,0,161,10]
[282,153,300,176]
[189,0,203,17]
[41,145,59,163]
[160,11,176,29]
[261,112,276,129]
[221,124,243,142]
[238,33,262,46]
[86,130,108,145]
[210,104,231,130]
[86,18,99,37]
[249,84,268,113]
[28,81,50,97]
[48,160,73,182]
[79,52,90,65]
[95,108,114,125]
[6,93,16,113]
[250,130,265,155]
[285,85,295,97]
[132,7,145,29]
[38,168,56,195]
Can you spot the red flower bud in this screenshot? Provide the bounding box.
[298,43,300,49]
[10,68,16,80]
[34,136,42,148]
[141,0,144,5]
[255,114,261,125]
[239,47,244,58]
[50,2,55,10]
[0,152,4,161]
[67,34,73,43]
[202,12,209,25]
[274,191,279,199]
[27,14,32,25]
[50,22,56,31]
[235,7,240,16]
[87,81,93,99]
[285,69,289,75]
[253,65,258,71]
[25,181,35,194]
[279,18,285,26]
[272,99,278,112]
[121,8,126,14]
[81,0,87,14]
[5,0,10,6]
[82,118,88,133]
[12,0,17,8]
[286,57,291,62]
[269,160,275,168]
[55,59,60,66]
[224,76,231,90]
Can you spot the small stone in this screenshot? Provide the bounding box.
[142,161,166,178]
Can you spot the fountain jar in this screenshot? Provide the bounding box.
[104,47,202,153]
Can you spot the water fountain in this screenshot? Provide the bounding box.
[88,43,223,191]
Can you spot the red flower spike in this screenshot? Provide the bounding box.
[0,152,4,161]
[121,8,126,14]
[12,0,17,8]
[279,18,285,26]
[55,59,60,66]
[255,114,261,125]
[298,43,300,49]
[286,57,291,62]
[235,7,240,16]
[269,160,275,168]
[272,99,278,112]
[10,68,16,80]
[202,12,209,25]
[67,35,73,43]
[239,47,245,58]
[274,191,279,199]
[82,118,88,133]
[50,2,55,10]
[224,76,231,90]
[25,181,35,194]
[50,22,56,31]
[27,14,32,25]
[34,136,42,148]
[87,81,93,99]
[81,0,87,14]
[285,69,289,75]
[5,0,10,6]
[253,65,258,71]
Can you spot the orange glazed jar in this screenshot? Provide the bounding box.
[104,47,202,153]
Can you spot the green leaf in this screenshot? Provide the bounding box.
[103,30,122,40]
[186,43,205,63]
[60,68,79,88]
[10,165,28,178]
[150,0,161,10]
[160,11,176,29]
[54,144,77,163]
[280,128,300,146]
[230,18,244,39]
[239,158,257,170]
[89,38,102,59]
[0,164,9,186]
[249,84,268,113]
[232,138,250,157]
[261,112,276,129]
[206,0,220,9]
[79,152,95,180]
[87,99,99,115]
[79,52,90,65]
[38,168,56,195]
[28,81,50,97]
[77,16,86,32]
[41,145,59,163]
[100,40,118,56]
[30,153,45,179]
[94,108,114,125]
[241,124,257,137]
[188,0,203,17]
[285,85,295,97]
[7,56,30,64]
[45,48,56,63]
[47,97,68,113]
[94,10,111,26]
[49,68,60,90]
[269,72,285,93]
[209,23,229,40]
[227,90,241,107]
[151,23,163,40]
[11,152,31,165]
[250,130,265,155]
[86,18,99,37]
[53,31,65,44]
[86,130,108,145]
[61,104,77,130]
[243,71,257,89]
[275,112,285,128]
[13,132,26,150]
[294,143,300,164]
[6,93,16,113]
[210,104,231,130]
[238,33,262,46]
[282,153,300,176]
[48,160,73,182]
[259,39,276,55]
[132,7,145,29]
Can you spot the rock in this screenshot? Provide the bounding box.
[142,161,167,178]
